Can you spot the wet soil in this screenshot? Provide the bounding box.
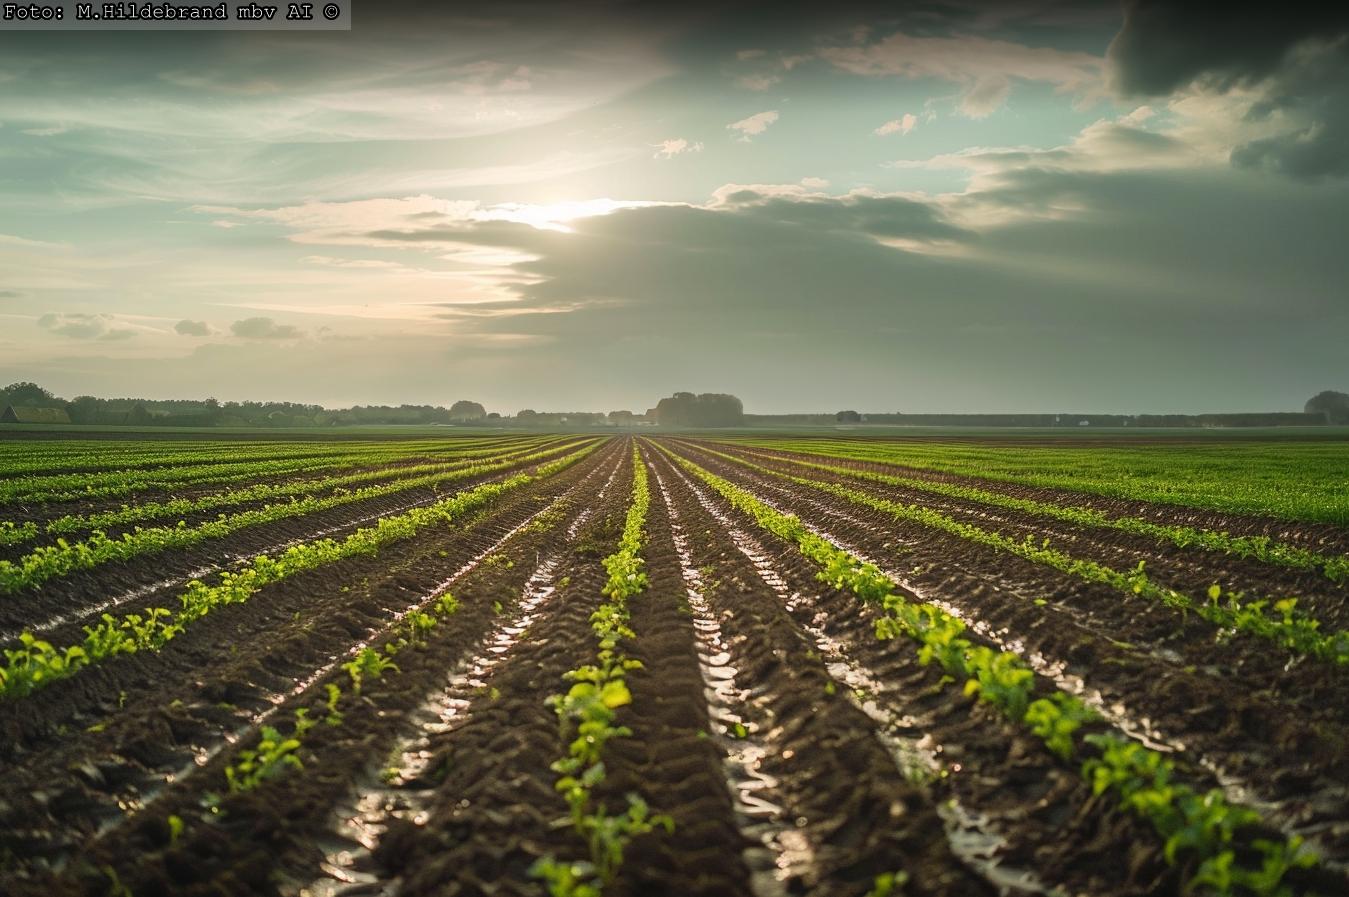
[665,441,1349,876]
[0,441,626,896]
[721,441,1349,557]
[0,440,590,638]
[700,442,1349,630]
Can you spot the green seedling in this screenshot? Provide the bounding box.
[342,646,399,696]
[225,725,303,792]
[324,683,344,725]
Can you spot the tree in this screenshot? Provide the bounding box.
[1305,390,1349,424]
[654,392,744,427]
[66,395,101,424]
[836,410,861,423]
[448,400,487,422]
[1,381,56,407]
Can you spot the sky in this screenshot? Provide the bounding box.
[1,0,1347,414]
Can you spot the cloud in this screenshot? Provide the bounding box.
[959,75,1012,118]
[231,316,304,340]
[1107,2,1349,95]
[0,233,64,249]
[308,170,1344,413]
[875,113,918,136]
[819,30,1102,118]
[705,184,970,250]
[736,73,781,91]
[653,138,704,159]
[175,319,213,336]
[727,110,779,141]
[197,195,669,244]
[37,312,137,340]
[1228,40,1349,180]
[1108,3,1349,180]
[943,119,1186,168]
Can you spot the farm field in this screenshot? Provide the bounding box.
[1,431,1347,897]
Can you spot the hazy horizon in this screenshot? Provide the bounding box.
[3,2,1347,413]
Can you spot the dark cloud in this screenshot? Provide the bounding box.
[1108,3,1349,180]
[230,317,303,340]
[376,172,1349,411]
[1229,42,1349,179]
[1108,2,1349,95]
[716,190,971,243]
[175,319,212,336]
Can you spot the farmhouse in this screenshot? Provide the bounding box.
[0,405,71,424]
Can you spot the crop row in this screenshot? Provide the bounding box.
[532,445,672,897]
[741,437,1349,526]
[0,437,544,506]
[217,587,463,800]
[695,445,1349,666]
[660,443,1319,897]
[0,435,513,478]
[0,443,599,699]
[0,439,591,593]
[729,444,1349,583]
[0,437,566,549]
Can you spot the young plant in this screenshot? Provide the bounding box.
[224,725,304,792]
[342,646,399,696]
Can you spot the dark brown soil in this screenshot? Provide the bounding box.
[664,440,1349,878]
[2,433,1345,897]
[0,439,591,638]
[700,441,1349,629]
[0,440,627,896]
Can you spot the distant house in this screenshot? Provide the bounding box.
[1,405,72,424]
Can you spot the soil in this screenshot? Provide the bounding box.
[1,434,1344,897]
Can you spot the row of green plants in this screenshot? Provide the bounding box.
[696,446,1349,666]
[0,437,565,549]
[665,446,1319,897]
[0,435,508,479]
[532,446,673,897]
[731,445,1349,584]
[0,436,535,505]
[741,437,1349,527]
[0,439,590,593]
[216,588,464,806]
[0,445,597,699]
